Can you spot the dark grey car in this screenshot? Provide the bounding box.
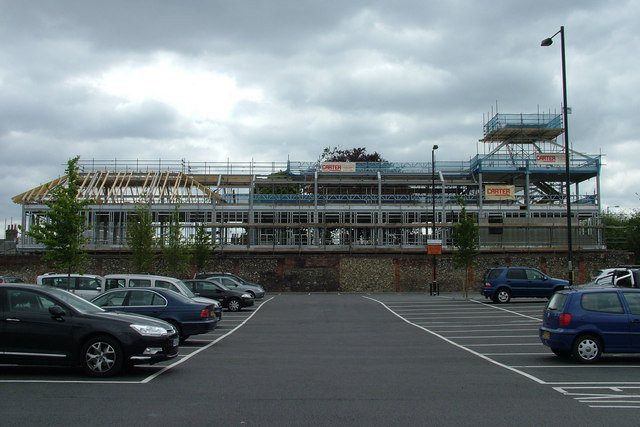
[193,272,265,299]
[184,279,254,311]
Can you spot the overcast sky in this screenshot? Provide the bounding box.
[1,1,639,238]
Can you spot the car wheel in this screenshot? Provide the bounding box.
[572,334,602,363]
[227,298,242,312]
[80,335,123,377]
[493,288,511,303]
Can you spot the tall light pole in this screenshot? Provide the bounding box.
[541,26,573,286]
[431,144,439,295]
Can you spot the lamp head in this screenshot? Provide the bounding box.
[540,38,553,47]
[432,145,439,150]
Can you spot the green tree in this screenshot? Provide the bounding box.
[162,207,191,278]
[451,198,479,298]
[603,210,640,259]
[602,213,627,250]
[319,146,386,162]
[27,156,93,284]
[126,204,155,273]
[628,212,640,259]
[192,223,213,272]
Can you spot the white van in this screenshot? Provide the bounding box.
[36,273,104,300]
[102,274,222,316]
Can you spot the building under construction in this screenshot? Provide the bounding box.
[13,113,603,253]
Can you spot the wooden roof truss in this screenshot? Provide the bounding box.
[12,171,222,205]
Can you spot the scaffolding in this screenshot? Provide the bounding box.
[13,113,603,252]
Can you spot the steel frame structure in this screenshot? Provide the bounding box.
[14,113,603,252]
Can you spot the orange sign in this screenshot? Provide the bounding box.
[427,239,442,254]
[427,245,442,255]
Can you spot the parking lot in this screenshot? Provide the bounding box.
[369,293,640,409]
[2,293,640,425]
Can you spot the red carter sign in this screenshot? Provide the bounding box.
[536,153,566,165]
[321,162,356,172]
[485,185,515,200]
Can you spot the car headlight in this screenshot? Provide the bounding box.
[130,324,170,337]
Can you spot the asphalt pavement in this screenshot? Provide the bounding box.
[0,293,637,426]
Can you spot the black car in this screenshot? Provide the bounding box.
[0,284,178,377]
[183,279,254,312]
[92,287,219,342]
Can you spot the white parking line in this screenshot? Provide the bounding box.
[486,353,551,356]
[447,335,535,339]
[465,343,541,347]
[141,296,274,383]
[469,299,542,321]
[404,315,529,320]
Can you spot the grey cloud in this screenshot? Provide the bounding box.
[1,0,639,229]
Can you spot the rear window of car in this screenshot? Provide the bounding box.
[484,268,503,280]
[581,292,624,314]
[546,292,568,310]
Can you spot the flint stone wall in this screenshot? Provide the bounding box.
[1,250,634,293]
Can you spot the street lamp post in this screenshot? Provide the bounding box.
[430,144,439,295]
[541,26,573,286]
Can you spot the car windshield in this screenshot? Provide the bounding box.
[47,288,104,313]
[234,276,249,285]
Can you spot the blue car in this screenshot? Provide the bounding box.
[540,288,640,362]
[92,287,219,343]
[480,266,567,303]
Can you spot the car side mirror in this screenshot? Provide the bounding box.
[49,305,65,319]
